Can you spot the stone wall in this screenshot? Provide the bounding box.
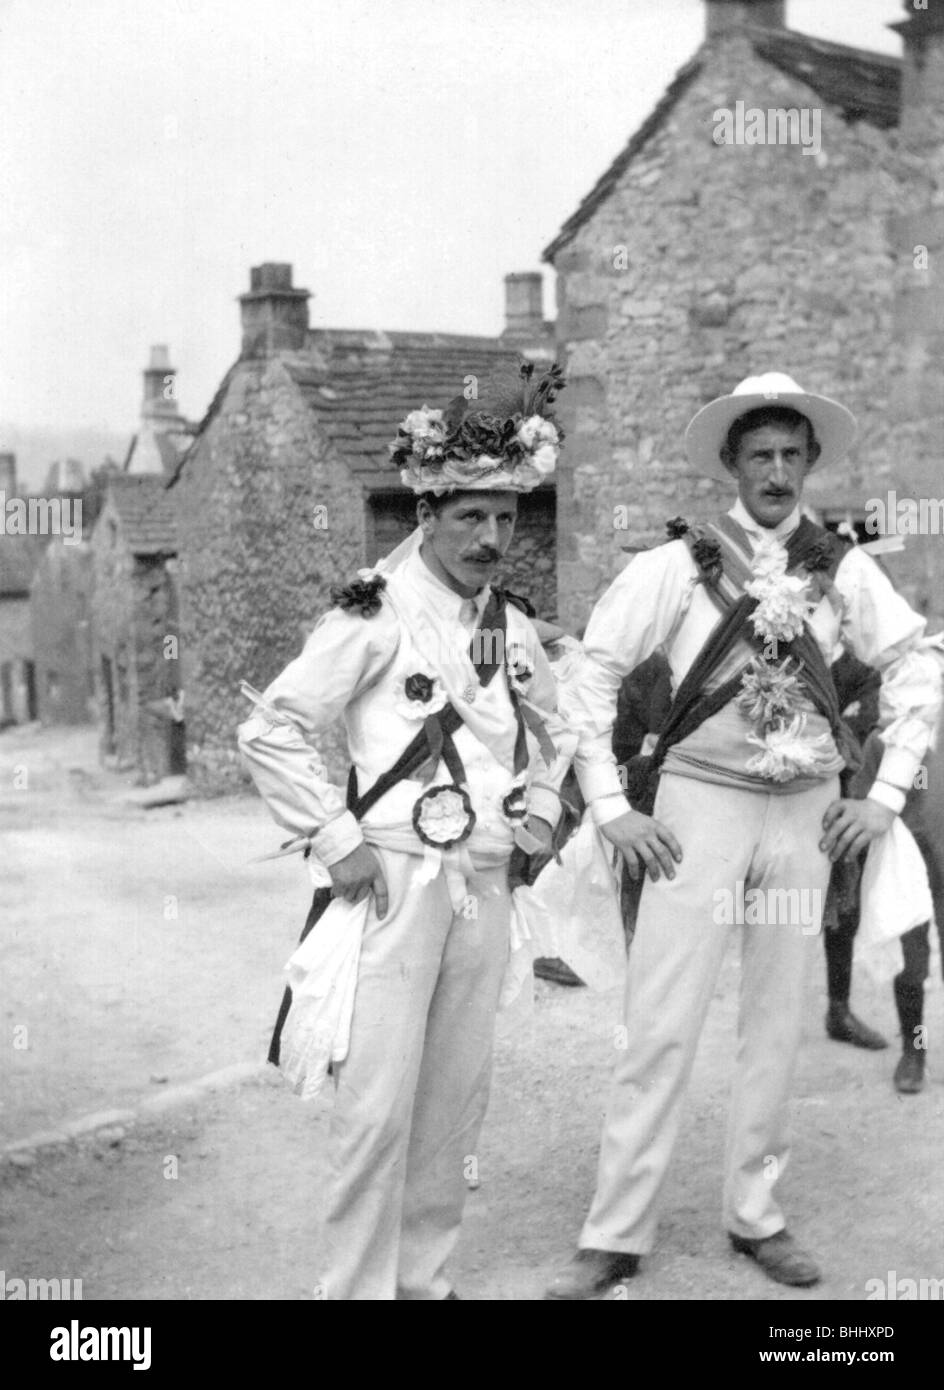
[30,542,94,725]
[369,488,558,621]
[174,357,367,793]
[550,34,924,634]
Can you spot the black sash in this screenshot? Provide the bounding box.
[268,586,525,1065]
[626,518,854,814]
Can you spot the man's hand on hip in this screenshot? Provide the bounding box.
[821,798,895,864]
[329,843,389,918]
[600,809,683,882]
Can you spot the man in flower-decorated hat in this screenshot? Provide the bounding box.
[238,362,573,1300]
[547,373,942,1297]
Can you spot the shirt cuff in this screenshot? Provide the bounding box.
[309,811,364,867]
[866,782,906,816]
[579,760,626,807]
[590,793,631,828]
[876,745,920,799]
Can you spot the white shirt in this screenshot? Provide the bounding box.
[237,547,568,867]
[562,500,942,825]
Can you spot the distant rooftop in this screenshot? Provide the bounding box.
[105,474,177,555]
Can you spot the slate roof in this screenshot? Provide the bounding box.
[543,27,902,261]
[288,329,549,490]
[0,534,42,597]
[106,474,177,556]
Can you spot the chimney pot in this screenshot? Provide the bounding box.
[503,272,544,338]
[143,343,179,418]
[705,0,786,39]
[239,263,311,357]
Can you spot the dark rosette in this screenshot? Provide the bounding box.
[501,784,529,825]
[329,574,387,617]
[691,535,723,586]
[412,784,476,849]
[666,516,689,539]
[404,672,435,703]
[803,536,836,573]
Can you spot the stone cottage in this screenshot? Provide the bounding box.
[0,454,39,726]
[172,263,555,791]
[544,0,944,633]
[90,473,183,783]
[30,539,95,726]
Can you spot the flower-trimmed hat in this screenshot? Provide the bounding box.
[389,360,566,495]
[685,373,858,482]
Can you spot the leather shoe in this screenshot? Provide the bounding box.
[730,1230,821,1287]
[545,1248,640,1300]
[894,1051,926,1094]
[826,1002,888,1050]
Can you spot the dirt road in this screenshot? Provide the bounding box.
[2,725,942,1300]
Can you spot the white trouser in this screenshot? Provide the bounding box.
[321,846,511,1300]
[580,771,838,1254]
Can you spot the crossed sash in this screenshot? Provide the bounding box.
[268,586,535,1066]
[626,514,856,814]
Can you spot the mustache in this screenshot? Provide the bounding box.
[464,549,500,563]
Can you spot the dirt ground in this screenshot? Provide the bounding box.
[2,723,943,1302]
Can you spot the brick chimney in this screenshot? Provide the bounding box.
[0,451,16,496]
[142,344,180,421]
[705,0,786,38]
[239,263,311,358]
[502,272,545,340]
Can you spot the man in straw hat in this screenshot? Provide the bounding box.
[547,372,941,1296]
[238,362,573,1300]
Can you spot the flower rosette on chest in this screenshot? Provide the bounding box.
[412,783,476,850]
[395,671,449,721]
[744,537,814,648]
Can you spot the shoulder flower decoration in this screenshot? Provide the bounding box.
[412,784,476,849]
[330,573,387,618]
[691,535,723,587]
[396,671,449,721]
[505,642,535,697]
[666,516,690,540]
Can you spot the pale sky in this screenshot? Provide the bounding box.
[0,0,902,468]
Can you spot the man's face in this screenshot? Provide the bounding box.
[723,421,818,529]
[419,491,517,596]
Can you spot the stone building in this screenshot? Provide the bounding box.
[544,0,944,633]
[90,474,183,783]
[30,540,95,725]
[0,454,39,726]
[172,262,555,791]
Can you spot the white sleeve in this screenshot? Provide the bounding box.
[559,541,694,825]
[236,603,399,866]
[836,548,943,810]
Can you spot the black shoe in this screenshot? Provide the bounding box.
[826,1001,888,1050]
[444,1290,461,1300]
[730,1230,821,1287]
[894,1051,926,1094]
[544,1248,640,1300]
[533,957,586,988]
